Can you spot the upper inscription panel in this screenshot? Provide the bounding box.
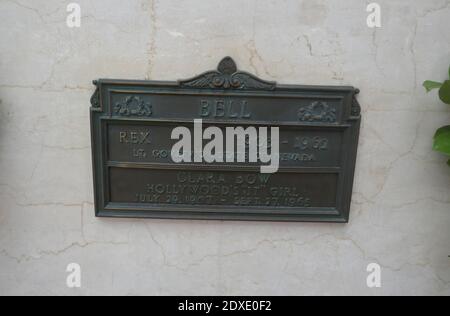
[90,57,361,222]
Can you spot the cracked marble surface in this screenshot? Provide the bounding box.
[0,0,449,295]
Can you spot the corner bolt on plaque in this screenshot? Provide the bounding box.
[90,57,361,222]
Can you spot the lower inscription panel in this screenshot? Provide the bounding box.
[109,167,338,209]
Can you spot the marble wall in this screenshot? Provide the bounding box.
[0,0,449,295]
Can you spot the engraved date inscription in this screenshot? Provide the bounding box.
[294,136,328,150]
[134,171,311,207]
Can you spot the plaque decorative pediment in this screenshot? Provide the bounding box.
[179,57,276,90]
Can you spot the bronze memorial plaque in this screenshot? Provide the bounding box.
[90,57,361,222]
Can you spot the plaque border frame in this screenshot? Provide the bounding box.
[90,57,361,223]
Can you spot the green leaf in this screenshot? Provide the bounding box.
[423,80,442,92]
[439,80,450,104]
[448,159,450,167]
[435,125,450,139]
[433,126,450,155]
